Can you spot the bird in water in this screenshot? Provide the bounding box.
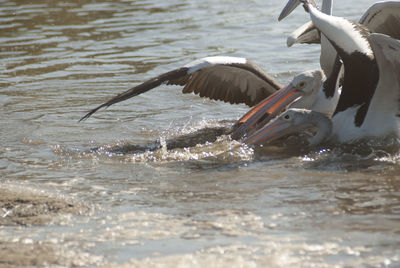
[79,59,328,142]
[79,0,400,151]
[244,0,400,147]
[79,1,339,142]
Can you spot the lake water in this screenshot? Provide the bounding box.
[1,0,400,266]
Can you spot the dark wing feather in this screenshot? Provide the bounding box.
[182,64,281,106]
[80,60,281,121]
[79,68,188,121]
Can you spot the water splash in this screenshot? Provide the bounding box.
[300,136,400,172]
[53,120,254,165]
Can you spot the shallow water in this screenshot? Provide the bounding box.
[1,0,400,266]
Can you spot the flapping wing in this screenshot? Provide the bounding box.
[80,57,281,121]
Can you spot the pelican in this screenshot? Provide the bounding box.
[79,55,325,140]
[244,1,400,146]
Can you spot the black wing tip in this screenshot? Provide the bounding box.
[78,104,108,122]
[78,112,92,122]
[78,110,96,122]
[78,67,189,123]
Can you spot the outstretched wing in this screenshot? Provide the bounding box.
[80,56,281,121]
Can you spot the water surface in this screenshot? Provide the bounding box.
[1,0,400,266]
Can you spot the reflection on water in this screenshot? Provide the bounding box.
[1,0,400,266]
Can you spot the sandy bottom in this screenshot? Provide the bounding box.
[0,241,59,268]
[0,188,85,226]
[0,188,90,267]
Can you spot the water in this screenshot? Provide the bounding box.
[1,0,400,266]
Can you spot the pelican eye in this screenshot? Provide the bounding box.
[283,114,291,120]
[296,81,307,89]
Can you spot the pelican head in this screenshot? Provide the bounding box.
[243,108,332,146]
[288,69,325,109]
[231,69,325,140]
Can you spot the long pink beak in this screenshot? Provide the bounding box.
[231,84,303,139]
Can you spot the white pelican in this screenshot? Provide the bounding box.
[244,2,400,146]
[79,55,325,140]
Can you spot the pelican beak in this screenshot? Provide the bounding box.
[278,0,301,21]
[231,83,303,140]
[243,117,299,146]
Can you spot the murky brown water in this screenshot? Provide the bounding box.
[1,0,400,266]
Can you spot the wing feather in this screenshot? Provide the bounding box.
[360,2,400,40]
[367,33,400,119]
[80,57,281,121]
